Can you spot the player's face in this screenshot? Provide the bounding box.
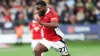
[36,5,46,16]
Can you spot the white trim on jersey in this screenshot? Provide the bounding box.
[55,27,64,38]
[45,8,50,15]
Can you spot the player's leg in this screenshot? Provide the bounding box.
[31,40,37,55]
[16,34,23,45]
[16,36,21,45]
[51,40,70,56]
[34,43,48,56]
[31,40,45,56]
[18,37,23,45]
[34,39,51,56]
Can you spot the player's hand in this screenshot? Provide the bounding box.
[34,14,40,20]
[34,14,42,24]
[34,14,40,21]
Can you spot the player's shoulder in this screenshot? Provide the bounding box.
[48,8,58,17]
[49,9,57,14]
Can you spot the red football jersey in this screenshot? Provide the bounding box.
[29,20,42,40]
[39,8,64,42]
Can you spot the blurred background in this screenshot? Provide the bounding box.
[0,0,100,56]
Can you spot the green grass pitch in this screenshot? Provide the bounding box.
[0,40,100,56]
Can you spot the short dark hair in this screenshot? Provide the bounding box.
[36,1,46,6]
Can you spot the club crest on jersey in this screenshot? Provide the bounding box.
[51,18,57,22]
[52,18,57,20]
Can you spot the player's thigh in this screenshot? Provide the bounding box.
[35,43,48,52]
[51,41,69,55]
[31,40,40,49]
[39,38,52,51]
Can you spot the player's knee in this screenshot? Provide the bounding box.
[34,48,41,53]
[34,46,43,53]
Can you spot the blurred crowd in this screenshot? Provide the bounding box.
[0,0,100,29]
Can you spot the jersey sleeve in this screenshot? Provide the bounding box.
[50,10,59,23]
[29,22,32,30]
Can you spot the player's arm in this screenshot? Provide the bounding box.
[29,23,33,37]
[38,20,58,28]
[35,14,59,28]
